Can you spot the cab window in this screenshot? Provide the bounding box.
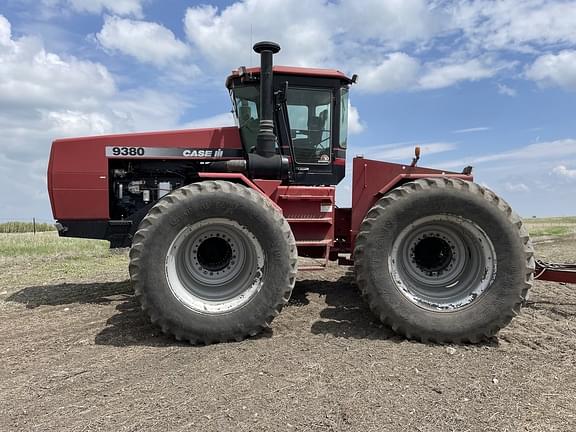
[286,88,332,164]
[232,86,260,152]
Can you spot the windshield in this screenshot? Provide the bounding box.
[286,87,332,164]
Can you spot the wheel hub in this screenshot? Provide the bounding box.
[165,218,265,314]
[411,235,454,274]
[196,236,233,272]
[389,214,497,311]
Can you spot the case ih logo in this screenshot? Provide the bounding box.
[182,149,224,158]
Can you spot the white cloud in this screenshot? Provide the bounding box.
[497,83,517,96]
[525,50,576,90]
[180,0,576,95]
[452,127,491,134]
[183,0,447,71]
[348,103,365,135]
[45,0,146,17]
[552,165,576,179]
[355,55,504,93]
[184,1,335,68]
[0,14,190,219]
[334,0,442,46]
[96,16,191,67]
[452,0,576,52]
[356,52,420,92]
[0,16,115,111]
[418,58,499,90]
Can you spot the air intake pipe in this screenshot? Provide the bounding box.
[248,41,289,179]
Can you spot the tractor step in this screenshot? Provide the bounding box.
[279,194,334,202]
[295,239,332,246]
[286,217,333,224]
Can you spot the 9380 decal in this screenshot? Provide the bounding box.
[110,147,145,156]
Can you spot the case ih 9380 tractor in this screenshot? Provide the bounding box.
[48,42,575,344]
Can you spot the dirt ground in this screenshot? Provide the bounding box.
[0,236,575,432]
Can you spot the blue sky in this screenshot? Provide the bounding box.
[1,0,575,220]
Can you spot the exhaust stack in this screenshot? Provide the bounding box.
[253,41,280,158]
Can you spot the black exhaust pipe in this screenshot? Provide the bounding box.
[253,41,280,158]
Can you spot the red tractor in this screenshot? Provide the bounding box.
[47,41,575,344]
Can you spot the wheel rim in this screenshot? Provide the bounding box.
[165,218,265,314]
[389,214,497,311]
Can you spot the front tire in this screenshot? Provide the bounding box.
[354,178,534,343]
[129,181,297,344]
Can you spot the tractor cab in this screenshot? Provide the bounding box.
[226,65,354,185]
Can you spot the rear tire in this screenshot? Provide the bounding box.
[129,180,297,344]
[354,178,534,343]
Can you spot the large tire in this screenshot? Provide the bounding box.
[129,180,297,344]
[354,178,534,343]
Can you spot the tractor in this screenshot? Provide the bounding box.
[47,41,575,344]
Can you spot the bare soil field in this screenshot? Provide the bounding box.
[0,229,575,431]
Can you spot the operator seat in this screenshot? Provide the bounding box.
[293,110,328,164]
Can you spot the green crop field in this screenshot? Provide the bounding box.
[0,221,56,233]
[523,216,576,238]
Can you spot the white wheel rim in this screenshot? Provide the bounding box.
[165,218,265,314]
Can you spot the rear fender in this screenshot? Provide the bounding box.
[350,157,472,248]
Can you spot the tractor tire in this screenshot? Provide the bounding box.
[129,180,297,344]
[354,178,534,343]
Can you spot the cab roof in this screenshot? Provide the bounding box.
[226,65,354,88]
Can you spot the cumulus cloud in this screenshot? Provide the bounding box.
[452,0,576,52]
[418,58,500,90]
[356,53,420,92]
[333,0,442,46]
[525,50,576,90]
[183,0,448,70]
[184,2,335,68]
[355,55,504,93]
[348,104,365,135]
[0,17,115,112]
[0,14,189,219]
[96,16,191,67]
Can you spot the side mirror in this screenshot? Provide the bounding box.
[410,146,421,167]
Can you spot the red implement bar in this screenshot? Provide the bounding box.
[535,260,576,284]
